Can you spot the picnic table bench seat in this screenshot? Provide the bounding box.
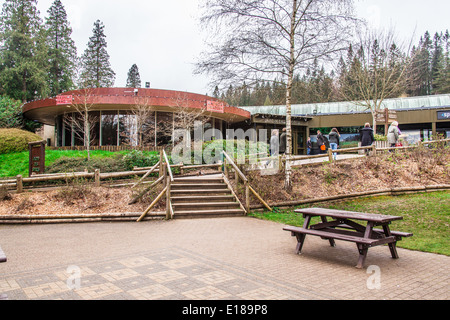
[283,226,397,247]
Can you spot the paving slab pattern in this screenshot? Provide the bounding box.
[0,217,448,300]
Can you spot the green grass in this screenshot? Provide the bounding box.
[0,149,156,178]
[250,191,450,256]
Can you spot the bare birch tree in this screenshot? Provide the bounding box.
[338,29,417,129]
[64,88,98,160]
[129,95,154,147]
[195,0,359,191]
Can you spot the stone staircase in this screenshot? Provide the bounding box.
[170,175,246,219]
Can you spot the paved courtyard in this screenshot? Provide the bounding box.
[0,217,448,300]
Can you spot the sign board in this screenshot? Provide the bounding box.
[376,109,397,123]
[437,110,450,120]
[28,141,46,176]
[56,95,73,105]
[206,100,225,113]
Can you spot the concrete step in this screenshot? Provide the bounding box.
[171,195,236,203]
[173,178,224,184]
[170,189,232,196]
[173,208,245,219]
[173,202,241,211]
[171,183,228,190]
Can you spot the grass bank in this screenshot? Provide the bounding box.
[0,149,158,178]
[250,191,450,256]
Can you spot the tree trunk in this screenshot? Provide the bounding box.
[84,109,91,161]
[284,0,298,192]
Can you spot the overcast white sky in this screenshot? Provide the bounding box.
[1,0,449,95]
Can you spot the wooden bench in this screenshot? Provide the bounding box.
[283,208,413,268]
[283,226,397,247]
[0,246,6,263]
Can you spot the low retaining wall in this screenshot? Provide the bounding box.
[0,185,448,224]
[250,184,450,210]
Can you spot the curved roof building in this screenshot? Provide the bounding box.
[23,88,251,147]
[23,88,250,126]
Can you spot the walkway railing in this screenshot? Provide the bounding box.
[222,151,272,213]
[287,137,450,167]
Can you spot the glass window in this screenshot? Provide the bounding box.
[63,113,72,147]
[101,111,118,146]
[119,113,138,147]
[156,112,173,145]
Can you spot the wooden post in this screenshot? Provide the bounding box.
[94,169,100,187]
[166,177,171,219]
[372,144,377,157]
[128,175,165,205]
[244,181,250,215]
[162,163,167,188]
[224,159,229,178]
[16,175,23,193]
[137,186,167,222]
[328,148,333,163]
[249,185,272,212]
[159,149,164,178]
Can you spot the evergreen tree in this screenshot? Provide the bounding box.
[126,63,141,88]
[79,20,115,88]
[434,30,450,94]
[0,0,49,102]
[45,0,77,96]
[212,86,220,98]
[431,32,444,92]
[416,32,433,95]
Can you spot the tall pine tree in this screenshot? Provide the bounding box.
[0,0,49,102]
[79,20,115,88]
[434,30,450,94]
[126,64,141,88]
[45,0,77,96]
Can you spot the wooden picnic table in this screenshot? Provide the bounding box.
[283,207,413,268]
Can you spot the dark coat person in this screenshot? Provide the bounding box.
[279,128,287,154]
[316,130,326,154]
[360,123,375,146]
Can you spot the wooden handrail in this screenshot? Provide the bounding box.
[222,151,272,212]
[163,149,174,182]
[222,151,247,182]
[131,161,160,189]
[137,186,167,222]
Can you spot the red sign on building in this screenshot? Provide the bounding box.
[56,95,73,105]
[206,100,225,113]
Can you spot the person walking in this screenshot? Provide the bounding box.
[266,129,279,167]
[306,137,312,155]
[328,128,340,160]
[279,128,287,154]
[360,123,375,155]
[316,130,325,154]
[387,121,400,150]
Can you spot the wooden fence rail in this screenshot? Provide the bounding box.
[0,162,223,193]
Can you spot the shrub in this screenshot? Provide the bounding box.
[46,157,128,174]
[0,96,23,128]
[122,150,159,170]
[374,133,387,141]
[0,128,43,154]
